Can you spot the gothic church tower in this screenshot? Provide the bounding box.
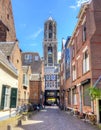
[43,17,59,105]
[43,17,57,66]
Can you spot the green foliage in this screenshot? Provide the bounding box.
[88,87,101,100]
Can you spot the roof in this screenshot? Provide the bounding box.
[22,66,30,73]
[0,50,18,76]
[68,1,90,47]
[30,74,40,81]
[0,42,16,56]
[45,16,56,24]
[48,16,53,21]
[22,52,42,74]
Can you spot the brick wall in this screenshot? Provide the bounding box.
[0,0,16,41]
[30,81,41,104]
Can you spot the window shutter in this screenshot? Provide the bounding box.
[0,85,6,110]
[10,88,17,108]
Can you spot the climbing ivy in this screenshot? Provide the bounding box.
[88,87,101,100]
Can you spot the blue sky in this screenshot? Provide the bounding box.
[11,0,89,59]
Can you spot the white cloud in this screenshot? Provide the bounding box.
[69,5,77,10]
[58,51,61,61]
[76,0,90,7]
[29,28,43,39]
[70,0,90,10]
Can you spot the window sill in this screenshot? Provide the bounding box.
[82,70,90,76]
[72,79,77,82]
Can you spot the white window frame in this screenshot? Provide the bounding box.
[4,87,10,109]
[82,22,86,42]
[72,65,76,81]
[24,54,32,62]
[23,74,28,86]
[83,50,90,74]
[74,94,77,105]
[35,56,39,61]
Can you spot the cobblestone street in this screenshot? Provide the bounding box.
[15,106,100,130]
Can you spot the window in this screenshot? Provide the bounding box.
[83,84,91,106]
[23,74,25,84]
[72,88,77,105]
[72,65,76,81]
[17,59,19,63]
[72,45,75,58]
[4,87,10,109]
[23,74,28,86]
[49,23,52,39]
[68,90,71,105]
[48,55,53,64]
[7,14,9,20]
[76,57,81,78]
[1,85,10,109]
[24,54,32,62]
[35,56,39,61]
[83,50,89,74]
[82,22,86,42]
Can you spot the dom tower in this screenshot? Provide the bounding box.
[43,17,59,105]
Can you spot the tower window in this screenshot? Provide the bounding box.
[48,46,52,54]
[49,23,52,39]
[48,46,53,64]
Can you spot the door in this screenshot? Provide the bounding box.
[10,88,17,108]
[99,100,101,123]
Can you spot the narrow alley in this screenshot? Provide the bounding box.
[15,106,100,130]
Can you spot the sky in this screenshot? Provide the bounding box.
[11,0,90,59]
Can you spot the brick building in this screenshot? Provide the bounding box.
[0,0,24,106]
[68,0,101,123]
[21,66,31,104]
[30,74,42,104]
[60,39,66,108]
[22,52,43,104]
[60,37,70,109]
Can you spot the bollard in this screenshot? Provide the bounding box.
[28,113,32,118]
[7,124,12,130]
[17,119,22,126]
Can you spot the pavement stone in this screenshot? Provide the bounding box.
[13,106,100,130]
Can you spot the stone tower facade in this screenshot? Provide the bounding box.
[43,17,57,66]
[43,17,59,105]
[0,0,16,41]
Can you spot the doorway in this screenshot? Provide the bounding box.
[99,100,101,123]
